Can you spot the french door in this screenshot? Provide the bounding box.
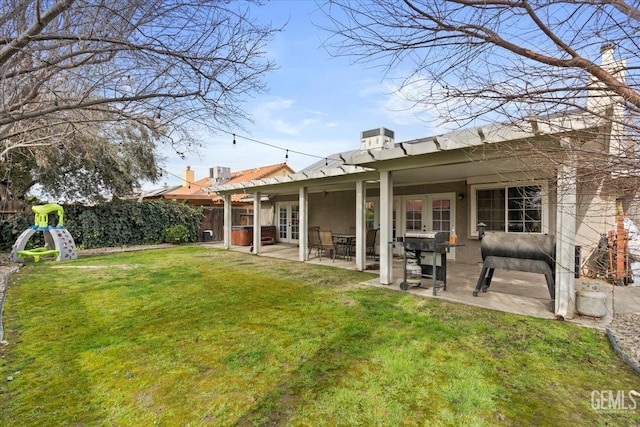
[396,193,456,259]
[277,202,299,244]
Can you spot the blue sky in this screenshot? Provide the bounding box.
[151,0,443,189]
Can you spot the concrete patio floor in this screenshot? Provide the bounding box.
[207,242,640,329]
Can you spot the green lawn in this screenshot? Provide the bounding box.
[1,245,638,426]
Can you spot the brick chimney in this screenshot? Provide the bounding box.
[182,166,195,188]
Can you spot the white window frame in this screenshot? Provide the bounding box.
[470,181,549,237]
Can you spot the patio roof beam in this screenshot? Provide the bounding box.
[350,139,543,172]
[211,170,379,197]
[344,112,605,169]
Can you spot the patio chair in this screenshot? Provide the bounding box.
[318,230,337,262]
[340,229,376,260]
[308,226,322,259]
[366,228,378,258]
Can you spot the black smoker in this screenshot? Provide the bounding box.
[474,233,556,299]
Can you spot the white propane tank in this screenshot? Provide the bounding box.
[576,284,608,318]
[406,259,422,286]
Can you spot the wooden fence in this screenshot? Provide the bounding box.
[199,206,252,241]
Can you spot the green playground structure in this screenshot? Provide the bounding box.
[10,203,77,263]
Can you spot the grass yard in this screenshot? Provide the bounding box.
[0,245,639,426]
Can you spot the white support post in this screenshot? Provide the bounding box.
[253,192,261,255]
[555,138,577,319]
[223,194,232,250]
[379,170,393,285]
[299,186,308,261]
[355,180,366,271]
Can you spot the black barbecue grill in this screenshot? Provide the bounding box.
[473,233,556,299]
[397,231,460,295]
[402,231,446,251]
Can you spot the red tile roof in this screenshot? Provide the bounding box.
[162,163,294,204]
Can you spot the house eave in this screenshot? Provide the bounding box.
[345,112,604,168]
[208,165,376,195]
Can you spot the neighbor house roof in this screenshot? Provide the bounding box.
[136,184,182,201]
[162,163,295,204]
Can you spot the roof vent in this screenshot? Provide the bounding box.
[209,166,231,184]
[360,127,394,151]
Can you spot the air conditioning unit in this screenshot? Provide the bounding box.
[209,166,231,183]
[360,127,395,151]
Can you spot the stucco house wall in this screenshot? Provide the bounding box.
[308,191,356,234]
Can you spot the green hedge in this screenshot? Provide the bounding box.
[0,200,203,251]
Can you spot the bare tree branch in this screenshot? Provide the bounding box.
[322,0,640,122]
[0,0,75,66]
[0,0,279,201]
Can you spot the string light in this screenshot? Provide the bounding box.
[217,127,338,163]
[155,168,209,191]
[32,64,341,167]
[152,127,349,193]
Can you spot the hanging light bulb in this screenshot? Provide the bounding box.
[285,149,289,161]
[325,157,328,166]
[232,133,236,145]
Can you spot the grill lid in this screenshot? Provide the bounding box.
[404,231,446,242]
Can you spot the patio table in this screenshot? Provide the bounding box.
[332,234,355,260]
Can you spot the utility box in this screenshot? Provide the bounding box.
[360,127,394,151]
[210,166,231,184]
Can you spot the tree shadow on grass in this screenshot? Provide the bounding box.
[233,321,377,427]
